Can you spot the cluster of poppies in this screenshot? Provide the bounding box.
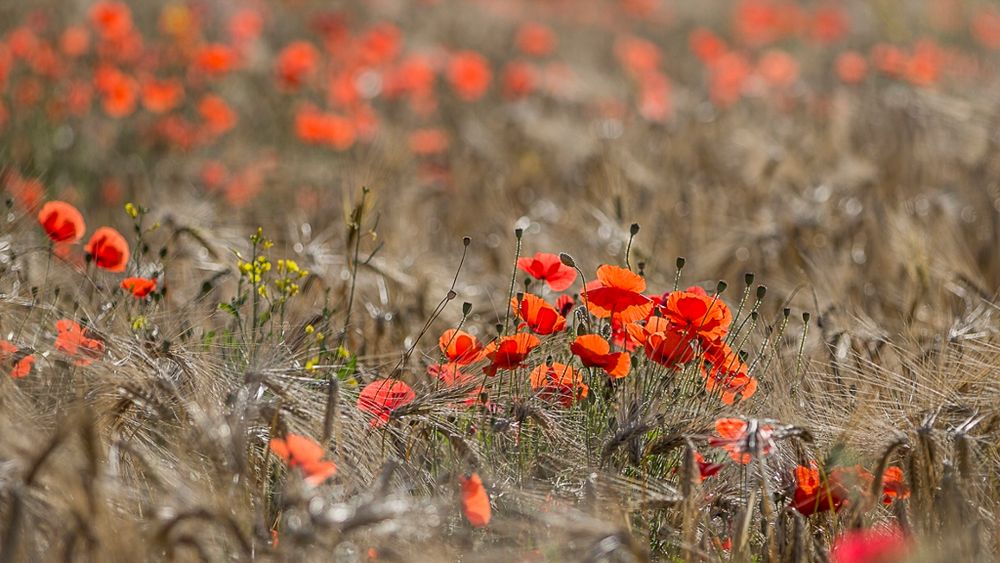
[345,252,754,434]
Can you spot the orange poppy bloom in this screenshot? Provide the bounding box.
[54,319,105,366]
[194,43,238,76]
[37,201,85,244]
[757,49,798,87]
[709,51,751,107]
[294,106,356,150]
[121,277,156,298]
[529,362,588,408]
[198,94,237,136]
[85,226,129,272]
[689,28,728,66]
[880,466,909,505]
[835,51,868,84]
[627,316,696,369]
[482,333,540,375]
[447,51,492,101]
[89,1,133,41]
[792,463,879,516]
[357,379,416,426]
[459,473,491,527]
[438,329,484,365]
[276,41,319,90]
[269,433,337,486]
[513,293,566,335]
[973,8,1000,50]
[141,78,184,113]
[810,6,849,44]
[516,23,556,57]
[60,26,91,58]
[614,35,661,77]
[583,265,652,324]
[0,340,34,379]
[502,61,537,100]
[95,66,138,117]
[660,286,732,344]
[517,252,577,292]
[704,344,757,404]
[570,334,630,378]
[427,362,473,387]
[708,418,774,464]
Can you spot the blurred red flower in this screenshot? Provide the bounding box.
[85,226,129,272]
[37,201,86,244]
[357,379,416,426]
[269,433,337,486]
[447,51,492,101]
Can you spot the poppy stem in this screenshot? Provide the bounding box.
[502,228,523,335]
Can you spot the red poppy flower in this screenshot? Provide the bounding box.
[627,316,697,369]
[89,1,133,41]
[660,286,732,345]
[570,334,630,378]
[704,344,758,404]
[0,340,34,379]
[614,35,661,77]
[60,26,91,58]
[836,51,868,84]
[502,61,537,100]
[276,41,319,90]
[85,227,129,272]
[517,252,577,292]
[830,525,909,563]
[757,49,798,87]
[709,51,751,107]
[121,277,156,298]
[792,463,849,515]
[95,66,138,117]
[973,8,1000,50]
[694,451,723,482]
[37,201,85,244]
[709,418,774,464]
[482,333,540,375]
[880,466,909,505]
[269,433,337,486]
[194,43,238,76]
[141,78,184,113]
[459,473,491,527]
[529,362,588,407]
[583,265,653,324]
[792,463,876,516]
[556,294,575,316]
[513,293,566,335]
[54,319,105,366]
[516,23,556,57]
[689,28,728,66]
[439,329,484,365]
[357,379,416,426]
[427,362,474,387]
[198,94,237,136]
[447,51,492,101]
[810,6,849,44]
[294,106,356,150]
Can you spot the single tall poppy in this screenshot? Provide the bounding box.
[517,252,577,292]
[37,201,86,243]
[85,226,129,272]
[357,379,416,426]
[583,265,653,324]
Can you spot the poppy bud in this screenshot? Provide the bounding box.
[558,253,575,268]
[514,227,523,239]
[744,272,755,285]
[783,307,791,318]
[463,236,471,246]
[447,290,457,300]
[462,302,472,316]
[802,312,811,323]
[629,223,640,235]
[676,257,686,269]
[716,281,727,294]
[756,285,767,299]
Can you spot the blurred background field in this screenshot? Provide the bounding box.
[1,0,1000,561]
